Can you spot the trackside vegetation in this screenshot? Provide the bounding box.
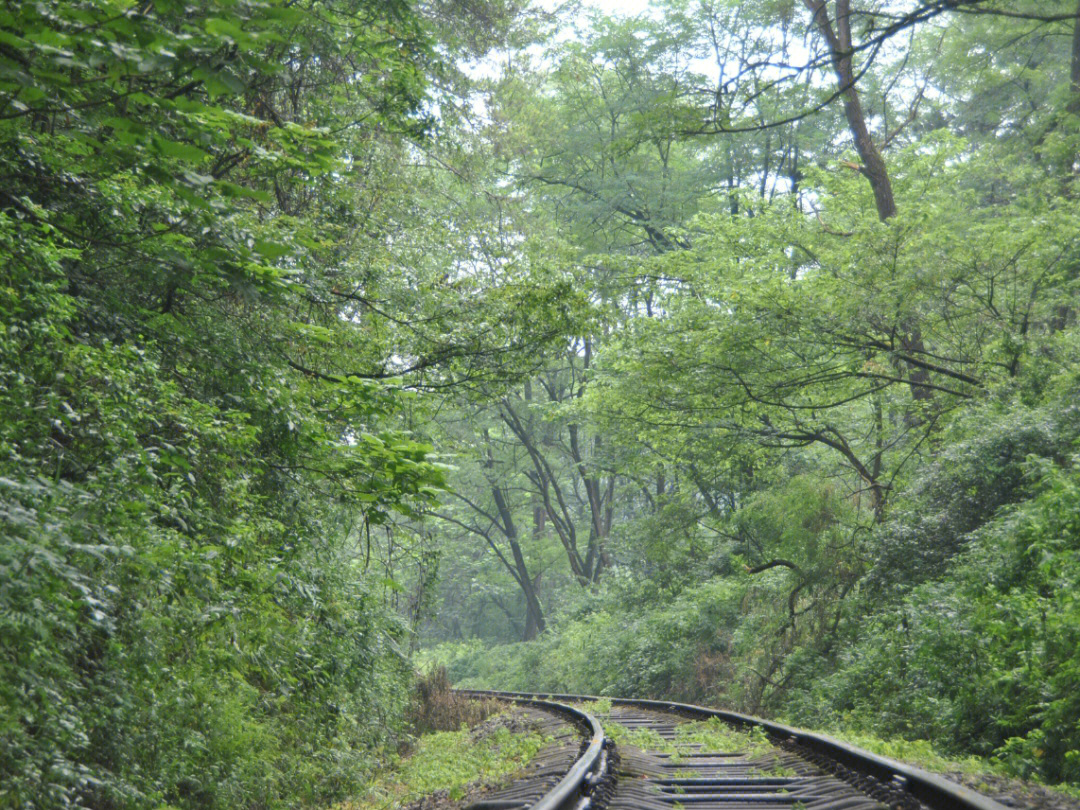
[412,0,1080,796]
[340,722,549,810]
[4,0,1080,808]
[0,0,567,807]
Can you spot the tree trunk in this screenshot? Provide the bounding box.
[492,484,546,640]
[1068,0,1080,119]
[804,0,896,221]
[1053,0,1080,332]
[522,572,545,641]
[805,1,947,419]
[483,428,546,640]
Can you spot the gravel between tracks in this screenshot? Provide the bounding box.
[938,773,1080,810]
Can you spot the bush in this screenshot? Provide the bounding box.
[868,392,1080,595]
[430,574,745,705]
[784,453,1080,784]
[410,668,501,734]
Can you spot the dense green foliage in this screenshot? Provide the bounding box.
[0,0,565,807]
[415,0,1080,793]
[429,377,1080,783]
[6,0,1080,806]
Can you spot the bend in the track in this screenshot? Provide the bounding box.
[456,689,1010,810]
[462,694,608,810]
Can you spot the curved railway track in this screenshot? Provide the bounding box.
[456,690,1008,810]
[461,694,609,810]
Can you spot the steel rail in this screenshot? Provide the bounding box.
[457,689,1009,810]
[463,691,608,810]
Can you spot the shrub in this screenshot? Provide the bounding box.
[411,668,501,734]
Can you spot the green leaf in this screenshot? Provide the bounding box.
[254,239,292,261]
[152,135,209,164]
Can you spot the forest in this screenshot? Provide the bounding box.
[2,0,1080,808]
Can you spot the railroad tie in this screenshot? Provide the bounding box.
[454,690,1009,810]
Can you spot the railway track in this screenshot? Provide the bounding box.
[460,694,608,810]
[455,690,1008,810]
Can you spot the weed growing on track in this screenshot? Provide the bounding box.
[576,698,614,716]
[340,722,548,810]
[675,719,774,758]
[602,715,775,764]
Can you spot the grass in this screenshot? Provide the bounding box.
[814,731,997,775]
[337,719,549,810]
[601,715,776,764]
[803,727,1080,801]
[410,666,502,734]
[675,719,774,759]
[575,697,777,763]
[577,697,613,716]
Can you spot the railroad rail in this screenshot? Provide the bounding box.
[456,689,1009,810]
[462,693,608,810]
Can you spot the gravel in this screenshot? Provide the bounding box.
[943,772,1080,810]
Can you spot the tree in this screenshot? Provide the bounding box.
[0,0,575,805]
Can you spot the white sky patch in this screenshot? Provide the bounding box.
[581,0,655,17]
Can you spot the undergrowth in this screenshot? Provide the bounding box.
[411,667,501,734]
[603,716,774,764]
[580,698,613,716]
[340,723,548,810]
[807,727,1080,800]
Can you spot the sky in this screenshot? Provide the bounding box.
[533,0,658,25]
[586,0,654,16]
